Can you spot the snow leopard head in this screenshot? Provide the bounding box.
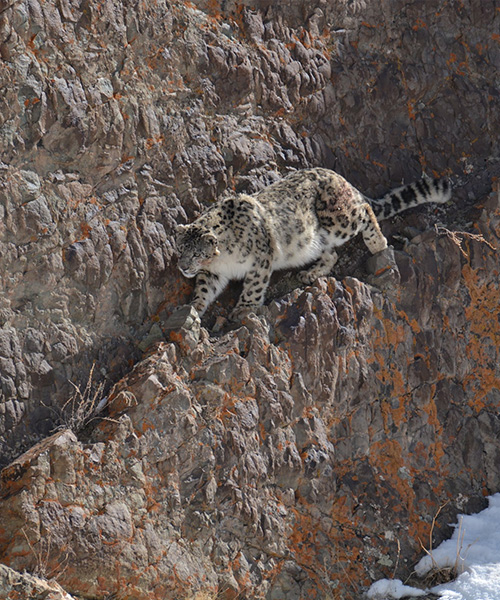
[175,224,220,278]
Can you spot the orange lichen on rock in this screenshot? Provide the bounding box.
[462,262,500,410]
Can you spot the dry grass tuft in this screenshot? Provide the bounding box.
[58,362,106,432]
[434,225,497,257]
[416,502,466,588]
[22,527,74,581]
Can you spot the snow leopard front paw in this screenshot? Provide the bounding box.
[297,269,319,285]
[229,305,256,322]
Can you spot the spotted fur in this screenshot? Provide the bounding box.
[175,167,451,319]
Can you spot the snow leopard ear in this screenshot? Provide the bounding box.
[203,232,220,255]
[204,232,217,243]
[175,224,189,240]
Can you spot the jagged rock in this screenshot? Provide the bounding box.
[0,564,77,600]
[1,0,498,465]
[0,192,499,599]
[0,0,499,598]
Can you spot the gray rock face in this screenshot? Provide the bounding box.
[0,0,499,598]
[0,564,77,600]
[1,191,499,599]
[0,0,498,464]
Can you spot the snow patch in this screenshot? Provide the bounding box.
[433,564,500,600]
[366,579,425,599]
[367,494,500,599]
[416,493,500,600]
[415,494,500,577]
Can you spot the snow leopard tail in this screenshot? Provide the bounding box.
[370,177,452,220]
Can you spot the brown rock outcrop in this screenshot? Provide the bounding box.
[0,564,77,600]
[0,0,499,598]
[1,191,499,598]
[1,0,498,465]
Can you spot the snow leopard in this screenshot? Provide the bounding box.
[175,167,451,320]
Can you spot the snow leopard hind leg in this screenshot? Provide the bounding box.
[298,202,386,284]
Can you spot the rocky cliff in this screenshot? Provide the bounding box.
[0,0,499,598]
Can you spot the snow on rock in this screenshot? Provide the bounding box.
[415,493,500,600]
[433,564,500,600]
[366,578,426,599]
[416,493,500,577]
[367,495,500,600]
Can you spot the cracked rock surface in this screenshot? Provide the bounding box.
[1,192,500,598]
[1,0,498,464]
[0,0,499,598]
